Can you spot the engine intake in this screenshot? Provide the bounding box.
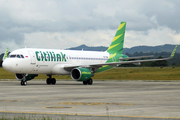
[71,67,92,81]
[15,74,38,81]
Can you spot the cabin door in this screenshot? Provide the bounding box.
[28,51,36,65]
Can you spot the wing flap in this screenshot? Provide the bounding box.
[119,55,154,61]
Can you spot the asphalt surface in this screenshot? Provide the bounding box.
[0,80,180,120]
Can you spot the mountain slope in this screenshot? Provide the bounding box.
[67,44,180,54]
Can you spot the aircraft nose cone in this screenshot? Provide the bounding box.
[2,59,12,71]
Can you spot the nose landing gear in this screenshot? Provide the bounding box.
[20,74,27,86]
[20,80,27,86]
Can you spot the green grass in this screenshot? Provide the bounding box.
[94,67,180,80]
[0,115,69,120]
[0,67,180,80]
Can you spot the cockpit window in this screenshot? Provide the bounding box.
[8,54,24,59]
[17,55,20,58]
[21,55,24,58]
[10,55,16,58]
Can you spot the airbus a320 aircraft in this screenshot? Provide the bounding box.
[2,22,178,86]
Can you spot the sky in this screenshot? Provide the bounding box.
[0,0,180,53]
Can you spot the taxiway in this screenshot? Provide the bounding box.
[0,80,180,120]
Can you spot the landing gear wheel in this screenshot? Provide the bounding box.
[20,81,23,85]
[24,81,27,86]
[20,81,27,86]
[83,81,88,85]
[87,78,93,85]
[46,78,51,85]
[51,78,56,85]
[46,78,56,85]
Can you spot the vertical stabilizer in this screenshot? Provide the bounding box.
[107,22,126,54]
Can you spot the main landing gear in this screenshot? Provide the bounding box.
[83,78,93,85]
[46,75,56,85]
[21,80,27,86]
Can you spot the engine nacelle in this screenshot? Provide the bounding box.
[15,74,38,81]
[71,67,92,81]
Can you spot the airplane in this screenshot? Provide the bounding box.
[2,21,178,86]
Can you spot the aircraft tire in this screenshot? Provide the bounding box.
[83,81,88,85]
[20,81,27,86]
[87,78,93,85]
[51,78,56,85]
[24,81,27,86]
[20,81,23,85]
[46,78,51,85]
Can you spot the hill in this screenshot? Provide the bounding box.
[66,44,108,52]
[67,44,180,54]
[124,44,179,54]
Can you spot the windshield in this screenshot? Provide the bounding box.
[8,54,25,58]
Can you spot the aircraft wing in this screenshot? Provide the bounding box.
[64,45,178,71]
[90,45,178,67]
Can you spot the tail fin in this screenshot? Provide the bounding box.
[107,21,126,54]
[3,48,9,61]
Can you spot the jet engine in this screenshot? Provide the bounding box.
[15,73,38,81]
[71,67,92,81]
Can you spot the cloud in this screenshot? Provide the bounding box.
[125,26,180,48]
[0,0,179,53]
[23,29,114,49]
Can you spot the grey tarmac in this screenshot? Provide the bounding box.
[0,80,180,120]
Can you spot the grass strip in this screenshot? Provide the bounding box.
[0,67,180,80]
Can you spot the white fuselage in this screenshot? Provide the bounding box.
[3,48,109,75]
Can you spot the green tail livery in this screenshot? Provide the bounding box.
[96,22,128,73]
[107,21,126,54]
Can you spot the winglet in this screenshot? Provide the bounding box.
[3,48,9,61]
[170,45,178,58]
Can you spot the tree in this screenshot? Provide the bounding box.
[151,56,168,67]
